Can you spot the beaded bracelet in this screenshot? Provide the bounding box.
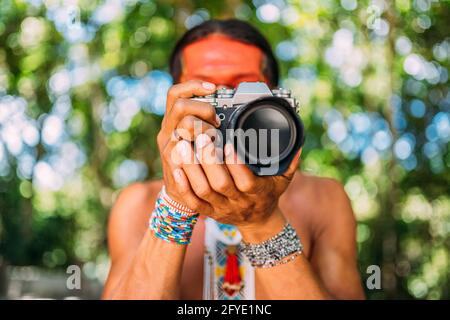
[149,186,199,245]
[240,222,303,268]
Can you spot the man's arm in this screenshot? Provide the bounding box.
[173,138,337,299]
[239,179,365,300]
[310,179,365,299]
[239,208,332,299]
[103,80,220,299]
[102,182,188,300]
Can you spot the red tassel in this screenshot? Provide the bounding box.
[222,245,243,296]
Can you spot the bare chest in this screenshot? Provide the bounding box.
[179,203,314,299]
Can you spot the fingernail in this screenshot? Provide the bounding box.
[202,82,215,90]
[215,114,221,126]
[176,140,189,158]
[173,169,182,183]
[224,143,233,157]
[196,133,211,149]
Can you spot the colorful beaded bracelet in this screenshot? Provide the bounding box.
[149,187,199,245]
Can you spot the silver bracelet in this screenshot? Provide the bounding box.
[240,222,303,268]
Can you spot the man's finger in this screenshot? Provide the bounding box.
[282,148,302,180]
[166,80,216,112]
[176,116,218,142]
[171,168,213,214]
[195,134,241,200]
[165,98,219,133]
[161,139,200,209]
[176,140,227,204]
[223,143,267,194]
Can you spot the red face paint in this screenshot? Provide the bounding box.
[180,34,268,88]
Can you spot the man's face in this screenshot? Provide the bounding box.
[179,34,268,88]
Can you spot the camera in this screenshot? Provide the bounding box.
[192,82,305,176]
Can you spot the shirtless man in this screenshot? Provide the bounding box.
[102,19,365,300]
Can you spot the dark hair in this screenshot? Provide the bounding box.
[169,19,279,87]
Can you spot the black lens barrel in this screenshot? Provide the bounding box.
[227,96,305,176]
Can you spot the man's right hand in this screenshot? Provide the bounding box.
[157,80,220,212]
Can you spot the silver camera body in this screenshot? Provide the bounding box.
[192,82,304,176]
[192,82,298,115]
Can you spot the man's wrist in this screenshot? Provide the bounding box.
[237,207,286,243]
[149,186,199,245]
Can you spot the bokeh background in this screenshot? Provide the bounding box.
[0,0,449,299]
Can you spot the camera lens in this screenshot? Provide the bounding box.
[237,104,295,164]
[229,96,304,171]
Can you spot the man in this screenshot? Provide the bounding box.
[102,19,365,300]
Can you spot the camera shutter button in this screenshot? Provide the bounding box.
[217,88,235,98]
[272,88,291,98]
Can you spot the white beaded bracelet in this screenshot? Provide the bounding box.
[160,186,197,215]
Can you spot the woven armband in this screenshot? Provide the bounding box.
[149,186,199,245]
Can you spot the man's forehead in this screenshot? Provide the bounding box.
[181,34,263,74]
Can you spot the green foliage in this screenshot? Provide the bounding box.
[0,0,449,299]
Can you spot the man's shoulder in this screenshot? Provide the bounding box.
[289,172,347,197]
[284,172,351,214]
[106,179,164,264]
[120,179,163,199]
[112,179,164,212]
[283,172,356,243]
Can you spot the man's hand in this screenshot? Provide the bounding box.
[172,132,301,229]
[157,80,220,209]
[158,80,301,232]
